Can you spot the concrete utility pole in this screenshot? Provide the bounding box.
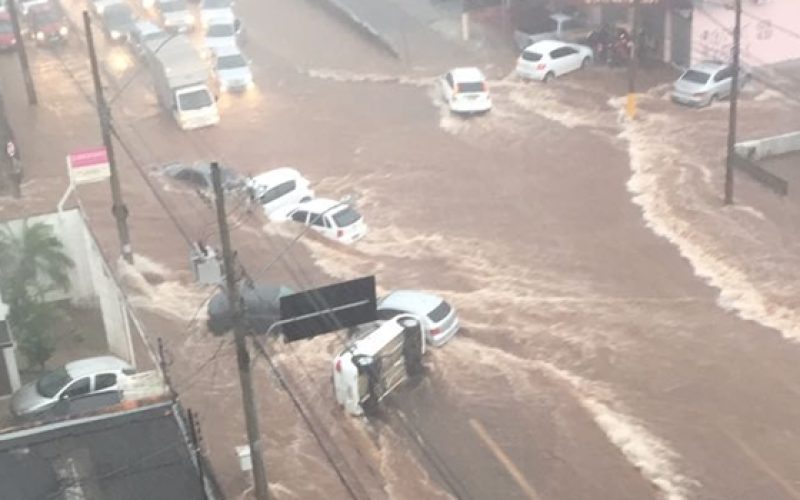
[83,11,133,263]
[210,162,270,500]
[7,0,37,105]
[724,0,742,205]
[626,0,641,120]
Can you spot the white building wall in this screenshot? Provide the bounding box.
[692,0,800,67]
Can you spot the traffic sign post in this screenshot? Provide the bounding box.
[58,146,111,212]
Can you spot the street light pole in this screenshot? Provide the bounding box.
[626,0,640,120]
[724,0,742,205]
[211,162,271,500]
[7,0,37,105]
[83,11,133,263]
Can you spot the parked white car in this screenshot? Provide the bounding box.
[10,356,135,418]
[213,47,253,92]
[377,290,460,347]
[333,315,425,416]
[200,0,234,26]
[246,167,314,216]
[87,0,124,16]
[204,19,241,57]
[284,198,367,244]
[439,67,492,114]
[516,39,593,82]
[156,0,194,32]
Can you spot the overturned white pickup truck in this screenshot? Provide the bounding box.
[333,315,425,416]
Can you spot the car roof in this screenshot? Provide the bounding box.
[526,40,565,52]
[378,290,444,314]
[251,167,305,186]
[294,197,349,213]
[65,356,132,378]
[550,13,572,22]
[135,20,161,33]
[690,61,727,73]
[450,67,485,82]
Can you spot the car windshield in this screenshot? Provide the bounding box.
[207,23,234,37]
[427,300,452,322]
[522,51,542,62]
[36,367,72,398]
[681,69,711,85]
[457,81,485,93]
[159,0,186,12]
[332,207,361,227]
[203,0,231,8]
[217,54,246,70]
[178,89,213,111]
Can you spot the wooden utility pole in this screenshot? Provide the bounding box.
[724,0,742,205]
[83,11,133,263]
[210,162,270,500]
[7,0,37,105]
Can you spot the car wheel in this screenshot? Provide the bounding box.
[581,57,591,69]
[543,71,555,83]
[707,94,717,107]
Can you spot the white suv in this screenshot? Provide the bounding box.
[516,39,593,82]
[440,67,492,114]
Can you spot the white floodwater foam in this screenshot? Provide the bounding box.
[615,97,800,341]
[437,340,695,499]
[537,362,696,500]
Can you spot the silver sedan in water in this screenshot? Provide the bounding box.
[377,290,460,347]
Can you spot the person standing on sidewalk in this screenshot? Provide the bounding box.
[5,130,22,199]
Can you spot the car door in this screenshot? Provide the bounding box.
[261,180,297,213]
[714,66,733,98]
[93,372,119,393]
[549,47,568,75]
[560,46,581,72]
[59,377,91,401]
[308,211,329,237]
[290,209,309,225]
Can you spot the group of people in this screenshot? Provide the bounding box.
[581,25,657,67]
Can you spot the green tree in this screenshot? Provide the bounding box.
[0,221,75,371]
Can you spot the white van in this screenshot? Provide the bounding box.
[333,315,425,416]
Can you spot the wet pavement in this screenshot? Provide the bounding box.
[2,0,800,499]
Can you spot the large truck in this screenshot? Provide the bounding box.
[145,34,219,130]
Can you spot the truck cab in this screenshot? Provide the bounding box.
[333,315,425,416]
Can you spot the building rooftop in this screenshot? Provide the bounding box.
[0,401,206,500]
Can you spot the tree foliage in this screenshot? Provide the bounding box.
[0,221,74,371]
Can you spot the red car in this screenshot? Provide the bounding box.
[26,3,69,46]
[0,12,17,51]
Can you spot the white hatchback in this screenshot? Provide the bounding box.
[246,167,314,217]
[200,0,234,26]
[516,40,593,82]
[285,198,367,245]
[204,19,240,56]
[440,67,492,114]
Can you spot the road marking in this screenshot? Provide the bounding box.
[469,418,542,500]
[720,425,800,500]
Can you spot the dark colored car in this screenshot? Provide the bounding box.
[101,2,136,43]
[0,12,18,51]
[27,3,69,46]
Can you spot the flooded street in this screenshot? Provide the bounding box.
[2,0,800,497]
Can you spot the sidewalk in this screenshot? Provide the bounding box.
[315,0,518,73]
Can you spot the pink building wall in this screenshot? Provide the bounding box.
[691,0,800,67]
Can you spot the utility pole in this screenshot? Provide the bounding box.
[626,0,641,120]
[210,162,270,500]
[7,0,37,105]
[724,0,742,205]
[83,11,133,263]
